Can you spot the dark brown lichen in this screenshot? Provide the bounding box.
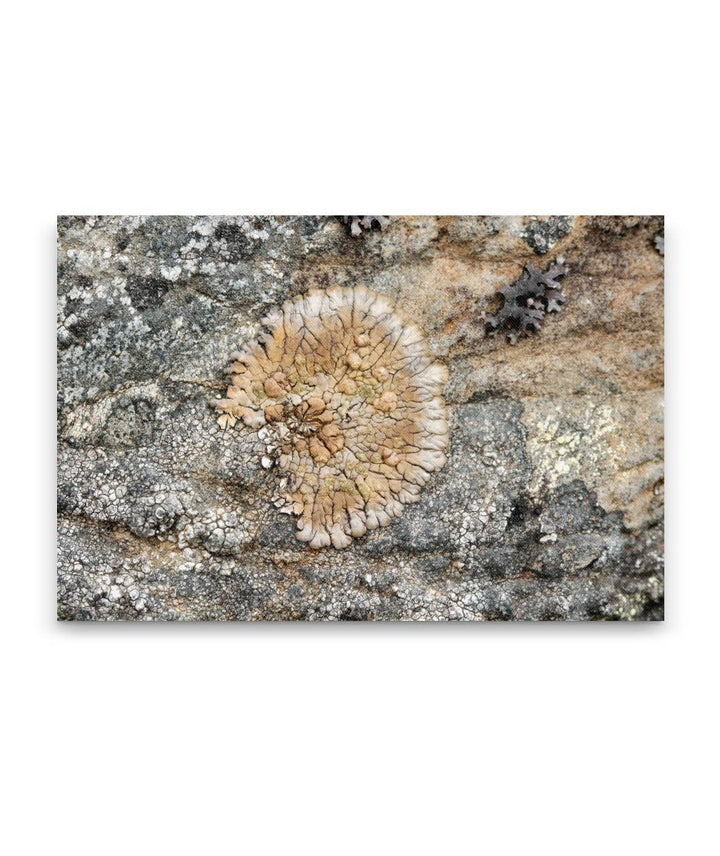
[485,261,568,344]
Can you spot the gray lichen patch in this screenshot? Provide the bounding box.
[521,216,574,255]
[341,216,391,237]
[214,286,450,548]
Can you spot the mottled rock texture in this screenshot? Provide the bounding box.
[57,215,664,620]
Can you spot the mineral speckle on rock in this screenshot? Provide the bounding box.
[57,215,664,620]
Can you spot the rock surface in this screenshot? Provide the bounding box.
[57,215,664,620]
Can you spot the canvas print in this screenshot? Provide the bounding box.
[57,216,664,620]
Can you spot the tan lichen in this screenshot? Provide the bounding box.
[213,286,450,549]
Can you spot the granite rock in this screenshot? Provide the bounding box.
[57,215,664,620]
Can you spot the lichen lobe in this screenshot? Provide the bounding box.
[485,261,568,344]
[214,286,450,548]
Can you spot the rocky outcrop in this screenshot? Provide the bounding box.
[57,215,664,620]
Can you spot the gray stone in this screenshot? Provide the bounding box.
[57,215,664,620]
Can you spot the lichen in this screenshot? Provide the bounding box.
[485,260,568,344]
[340,216,390,237]
[520,216,573,254]
[213,286,449,548]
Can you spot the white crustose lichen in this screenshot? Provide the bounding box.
[213,286,450,549]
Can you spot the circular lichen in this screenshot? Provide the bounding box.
[213,286,449,548]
